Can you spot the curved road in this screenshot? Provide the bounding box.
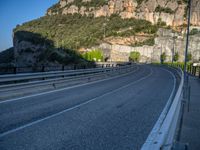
[0,65,179,150]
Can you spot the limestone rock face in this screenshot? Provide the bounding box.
[47,0,200,27]
[173,5,185,26]
[99,29,200,63]
[13,38,48,66]
[62,5,79,15]
[49,0,138,19]
[60,0,67,8]
[82,0,91,2]
[191,0,200,26]
[79,6,87,15]
[104,35,150,46]
[94,5,110,17]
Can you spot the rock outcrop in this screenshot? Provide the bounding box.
[99,29,200,63]
[47,0,200,26]
[12,0,200,66]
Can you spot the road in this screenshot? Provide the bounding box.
[0,65,179,150]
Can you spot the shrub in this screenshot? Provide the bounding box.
[14,14,158,50]
[132,37,155,47]
[160,52,166,63]
[157,18,167,27]
[190,28,200,35]
[129,51,141,62]
[187,53,192,62]
[82,49,104,62]
[0,47,14,64]
[155,5,174,14]
[136,0,145,5]
[173,52,179,62]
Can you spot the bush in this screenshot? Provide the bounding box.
[129,51,140,62]
[173,52,179,62]
[0,47,14,64]
[14,14,158,50]
[82,49,104,62]
[132,37,155,47]
[187,53,192,62]
[136,0,145,5]
[157,18,167,27]
[155,5,174,14]
[190,28,200,35]
[160,52,166,63]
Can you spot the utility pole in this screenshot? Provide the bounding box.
[172,32,176,64]
[184,0,192,86]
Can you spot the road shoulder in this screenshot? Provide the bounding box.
[180,77,200,150]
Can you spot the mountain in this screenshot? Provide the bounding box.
[47,0,200,26]
[4,0,200,67]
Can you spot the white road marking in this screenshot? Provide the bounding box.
[141,67,177,149]
[0,66,140,104]
[0,67,153,138]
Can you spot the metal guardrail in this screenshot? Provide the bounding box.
[141,68,184,150]
[0,65,133,85]
[0,62,127,75]
[169,63,200,78]
[0,64,136,100]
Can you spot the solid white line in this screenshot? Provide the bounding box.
[166,65,182,78]
[0,66,140,104]
[0,67,153,138]
[141,67,177,149]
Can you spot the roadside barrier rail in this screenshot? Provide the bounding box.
[141,67,184,150]
[0,64,134,85]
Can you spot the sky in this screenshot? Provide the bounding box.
[0,0,59,51]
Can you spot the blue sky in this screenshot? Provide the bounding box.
[0,0,58,51]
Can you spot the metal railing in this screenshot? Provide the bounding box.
[0,62,127,75]
[0,64,134,85]
[0,64,136,100]
[169,63,200,78]
[141,68,184,150]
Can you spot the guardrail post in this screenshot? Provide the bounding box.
[199,67,200,78]
[14,67,17,74]
[42,66,45,72]
[195,67,197,76]
[62,65,64,71]
[192,66,195,76]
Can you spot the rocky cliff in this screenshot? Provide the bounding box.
[10,0,200,67]
[99,29,200,63]
[47,0,200,26]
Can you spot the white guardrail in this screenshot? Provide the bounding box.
[0,65,133,84]
[141,68,184,150]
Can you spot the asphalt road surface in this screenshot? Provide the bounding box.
[0,65,179,150]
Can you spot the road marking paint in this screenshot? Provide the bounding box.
[0,66,140,104]
[0,66,153,138]
[141,67,177,149]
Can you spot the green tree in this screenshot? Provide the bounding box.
[190,28,199,35]
[160,52,166,63]
[82,49,104,62]
[173,52,179,62]
[157,18,167,27]
[187,53,192,62]
[129,51,141,62]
